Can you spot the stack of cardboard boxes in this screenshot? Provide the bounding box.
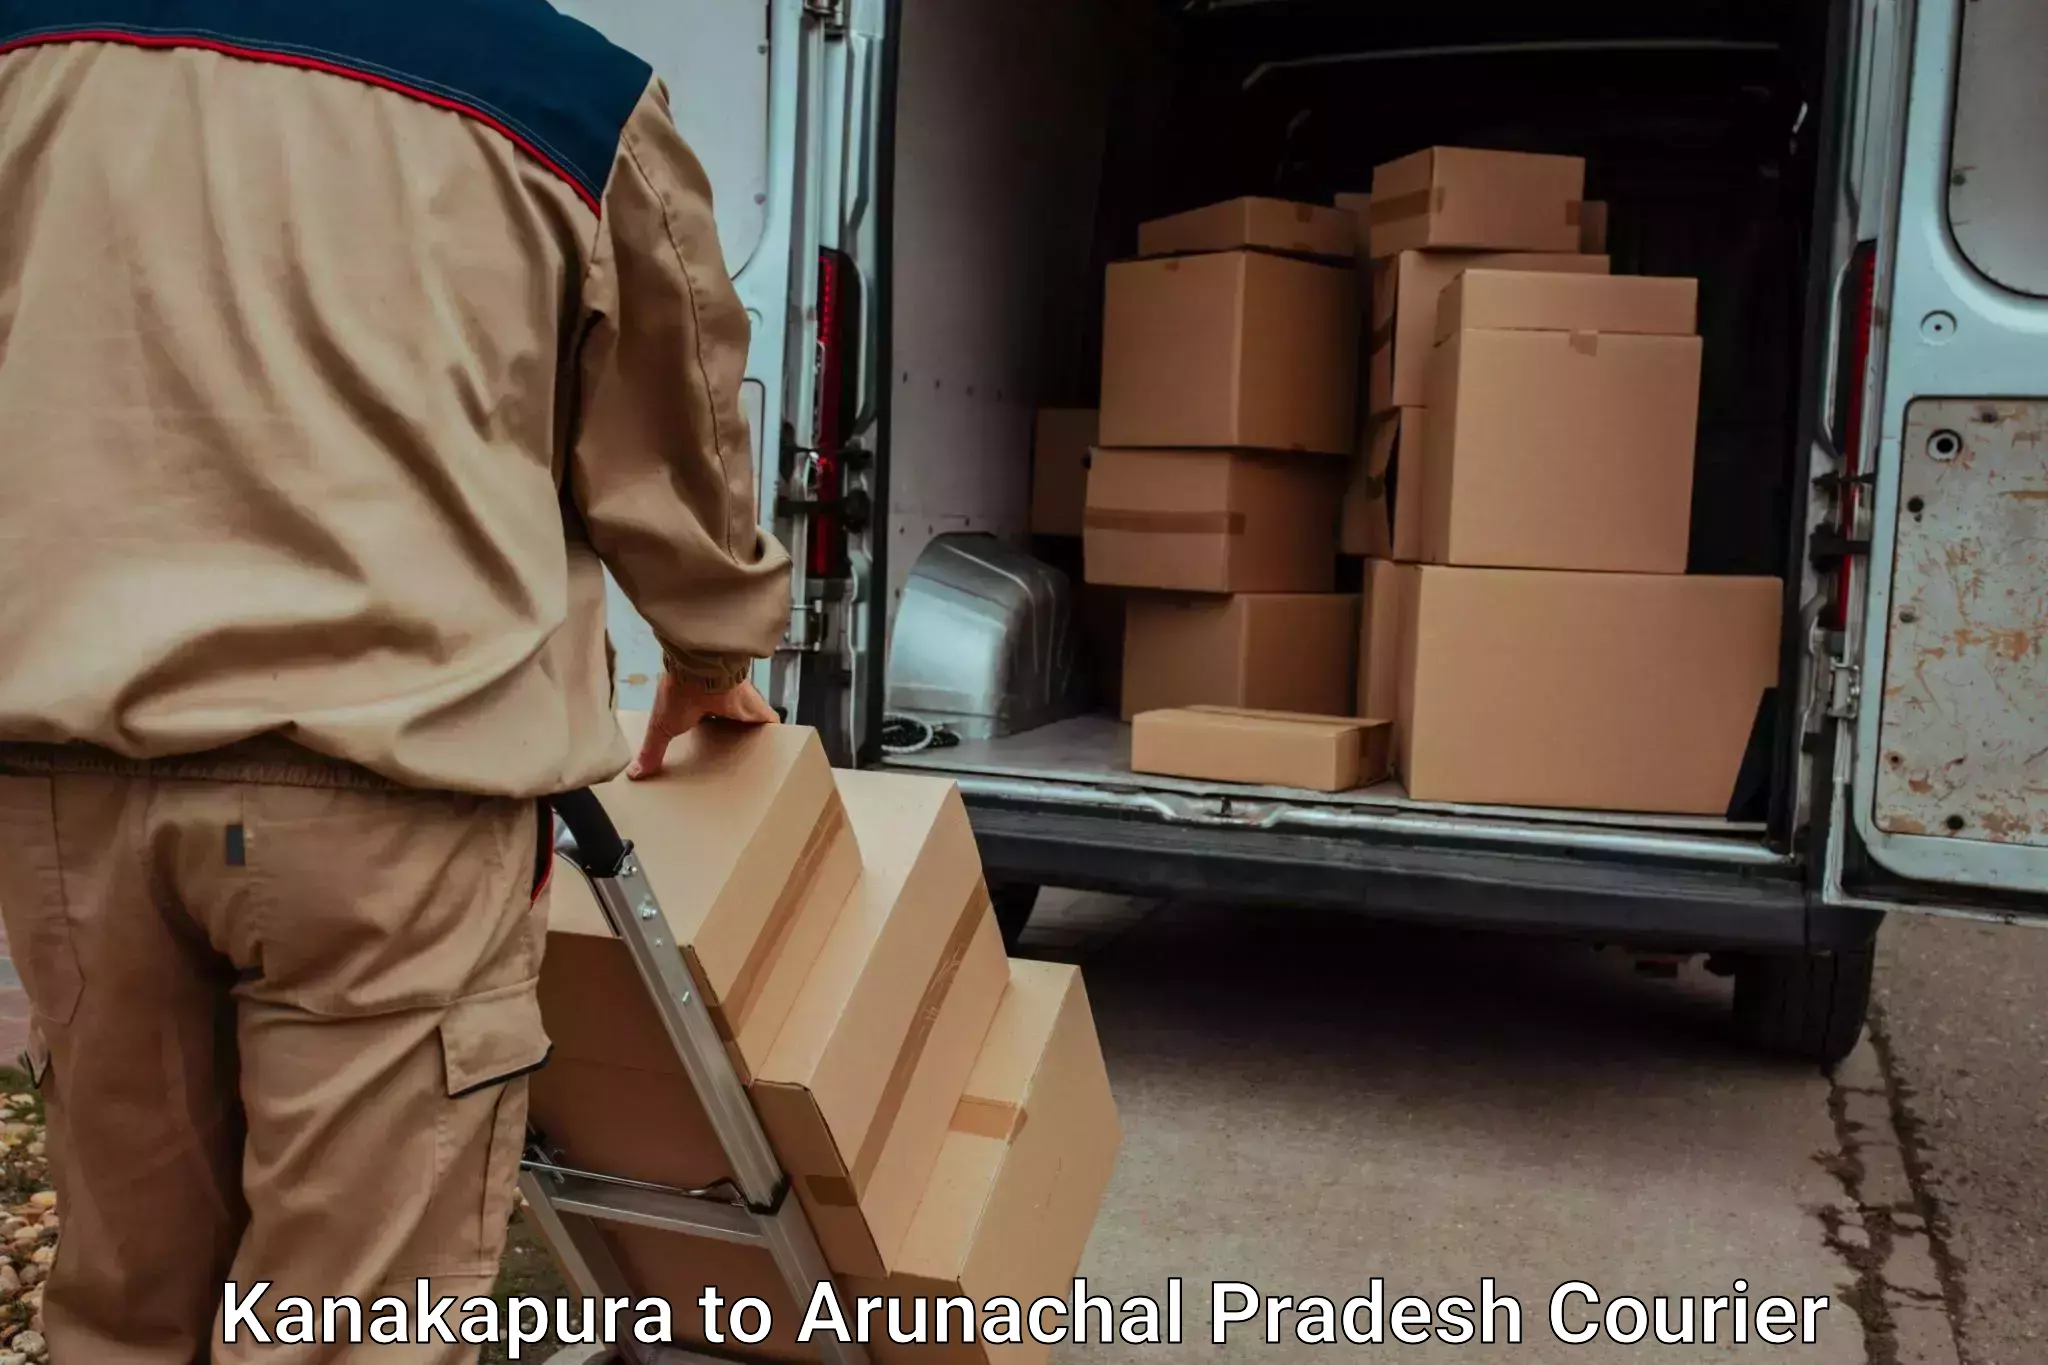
[1341,147,1613,564]
[533,717,1121,1363]
[1349,148,1781,816]
[1070,147,1779,817]
[1083,197,1364,720]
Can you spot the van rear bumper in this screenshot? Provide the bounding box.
[965,798,1881,954]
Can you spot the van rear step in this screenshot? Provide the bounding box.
[951,798,1877,955]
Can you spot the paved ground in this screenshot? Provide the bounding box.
[1031,895,1860,1362]
[1017,892,2043,1365]
[1872,914,2048,1365]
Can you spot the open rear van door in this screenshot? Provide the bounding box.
[1828,0,2048,921]
[552,0,858,723]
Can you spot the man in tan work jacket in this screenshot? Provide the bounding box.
[0,2,791,1359]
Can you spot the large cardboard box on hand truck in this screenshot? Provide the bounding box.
[594,958,1121,1365]
[531,719,858,1192]
[534,714,860,1089]
[753,769,1010,1278]
[532,740,1012,1281]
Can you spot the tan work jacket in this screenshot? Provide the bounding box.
[0,13,791,798]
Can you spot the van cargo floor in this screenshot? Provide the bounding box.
[879,714,1764,839]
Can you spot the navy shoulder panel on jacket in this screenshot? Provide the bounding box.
[0,0,653,211]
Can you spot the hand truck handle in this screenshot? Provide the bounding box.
[549,789,632,879]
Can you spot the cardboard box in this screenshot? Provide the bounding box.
[589,959,1122,1365]
[1368,146,1586,258]
[1086,448,1338,593]
[533,763,1011,1284]
[529,722,860,1219]
[1132,706,1391,792]
[754,769,1010,1277]
[1579,200,1609,253]
[1368,250,1609,415]
[849,958,1119,1365]
[1435,269,1696,340]
[1396,567,1781,814]
[1341,409,1428,560]
[1137,196,1356,262]
[1029,409,1098,537]
[1423,271,1704,574]
[1356,559,1415,746]
[1122,593,1358,721]
[535,717,860,1087]
[1101,251,1358,454]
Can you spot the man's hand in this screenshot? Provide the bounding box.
[627,673,779,780]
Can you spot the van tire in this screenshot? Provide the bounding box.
[991,882,1040,953]
[1731,944,1876,1068]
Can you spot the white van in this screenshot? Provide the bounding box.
[558,0,2048,1064]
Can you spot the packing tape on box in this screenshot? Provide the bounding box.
[849,880,996,1191]
[714,800,850,1041]
[950,1096,1025,1142]
[1083,509,1248,536]
[1570,330,1599,356]
[801,1088,1026,1209]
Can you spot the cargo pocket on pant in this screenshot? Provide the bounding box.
[418,984,553,1276]
[442,982,552,1099]
[0,778,81,1027]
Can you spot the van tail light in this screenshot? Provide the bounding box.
[1824,240,1879,631]
[808,247,863,579]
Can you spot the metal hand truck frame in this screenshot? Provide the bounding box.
[521,789,869,1365]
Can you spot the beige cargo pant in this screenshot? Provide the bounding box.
[0,741,553,1364]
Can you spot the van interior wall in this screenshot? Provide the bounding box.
[884,0,1834,597]
[882,0,1171,611]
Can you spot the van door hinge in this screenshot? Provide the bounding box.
[1827,660,1862,720]
[802,0,844,29]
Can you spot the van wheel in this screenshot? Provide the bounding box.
[991,882,1040,953]
[1730,943,1876,1068]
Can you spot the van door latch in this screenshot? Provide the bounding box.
[1827,661,1862,720]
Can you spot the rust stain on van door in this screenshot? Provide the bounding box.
[1876,400,2048,845]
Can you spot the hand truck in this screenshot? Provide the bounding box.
[520,789,868,1365]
